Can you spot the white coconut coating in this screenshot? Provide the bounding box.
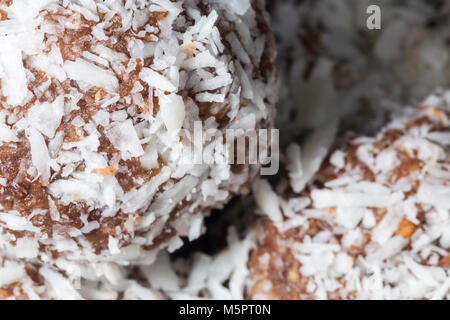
[249,92,450,300]
[0,0,277,278]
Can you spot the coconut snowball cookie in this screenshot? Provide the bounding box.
[248,93,450,300]
[0,0,277,277]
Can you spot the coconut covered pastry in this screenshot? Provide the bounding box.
[248,93,450,300]
[0,0,277,278]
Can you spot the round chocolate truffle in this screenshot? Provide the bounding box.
[0,0,277,277]
[249,93,450,300]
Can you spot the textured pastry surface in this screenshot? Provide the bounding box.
[0,0,277,277]
[249,94,450,300]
